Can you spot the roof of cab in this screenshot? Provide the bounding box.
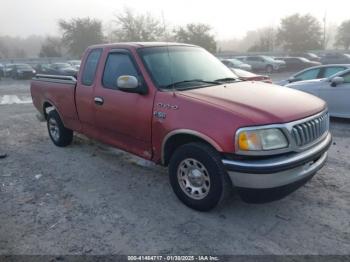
[88,42,197,50]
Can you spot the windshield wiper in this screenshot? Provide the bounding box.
[165,79,220,89]
[214,77,238,83]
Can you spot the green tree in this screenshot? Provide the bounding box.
[39,37,62,57]
[59,17,104,57]
[335,20,350,50]
[174,23,217,53]
[112,9,167,42]
[277,14,322,52]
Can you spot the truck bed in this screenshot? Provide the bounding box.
[30,74,81,131]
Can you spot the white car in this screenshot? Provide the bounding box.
[286,69,350,119]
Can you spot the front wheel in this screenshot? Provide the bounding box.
[169,142,231,211]
[266,65,273,74]
[47,110,73,147]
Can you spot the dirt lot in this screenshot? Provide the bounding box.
[0,78,349,255]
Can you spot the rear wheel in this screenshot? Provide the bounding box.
[169,142,231,211]
[47,110,73,147]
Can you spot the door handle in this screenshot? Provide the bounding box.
[94,97,104,105]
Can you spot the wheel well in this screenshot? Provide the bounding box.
[163,134,217,166]
[43,102,54,120]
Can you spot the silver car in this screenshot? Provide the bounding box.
[277,64,350,86]
[221,58,252,71]
[239,55,286,73]
[286,69,350,119]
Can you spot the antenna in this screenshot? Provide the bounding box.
[161,10,175,96]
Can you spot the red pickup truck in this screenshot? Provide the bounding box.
[31,42,331,211]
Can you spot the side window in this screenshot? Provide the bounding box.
[295,68,320,80]
[323,67,346,78]
[102,52,139,89]
[82,49,102,86]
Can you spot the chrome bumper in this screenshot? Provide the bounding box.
[222,133,331,189]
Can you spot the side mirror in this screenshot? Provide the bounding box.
[331,76,344,87]
[117,75,142,93]
[288,77,297,83]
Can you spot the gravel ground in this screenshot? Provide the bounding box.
[0,79,349,255]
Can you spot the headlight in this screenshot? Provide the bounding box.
[237,128,288,151]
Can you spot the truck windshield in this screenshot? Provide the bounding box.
[139,46,238,90]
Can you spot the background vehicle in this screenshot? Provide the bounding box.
[221,58,252,71]
[67,60,81,70]
[321,53,350,64]
[231,68,272,83]
[0,63,4,79]
[275,57,321,71]
[290,52,321,62]
[239,56,286,73]
[48,63,78,76]
[276,64,350,86]
[286,69,350,119]
[34,63,52,74]
[8,64,36,79]
[31,42,331,211]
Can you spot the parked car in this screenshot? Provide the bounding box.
[48,63,78,76]
[231,68,272,83]
[290,52,321,62]
[276,64,350,86]
[221,58,252,71]
[286,69,350,119]
[34,63,52,74]
[67,60,81,70]
[320,53,350,64]
[31,42,331,211]
[7,64,36,79]
[275,57,321,71]
[239,56,286,73]
[0,64,4,79]
[3,64,14,77]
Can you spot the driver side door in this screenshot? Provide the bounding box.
[93,49,154,159]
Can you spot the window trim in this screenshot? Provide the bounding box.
[294,68,321,80]
[81,48,103,86]
[101,48,145,91]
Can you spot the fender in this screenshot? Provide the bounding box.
[42,99,67,127]
[161,129,223,165]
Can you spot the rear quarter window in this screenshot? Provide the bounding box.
[81,49,102,86]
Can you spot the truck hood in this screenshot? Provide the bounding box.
[178,81,326,125]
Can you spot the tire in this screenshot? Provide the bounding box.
[169,142,232,211]
[266,65,273,74]
[47,110,73,147]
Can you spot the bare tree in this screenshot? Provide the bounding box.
[59,17,104,57]
[335,20,350,50]
[112,8,167,42]
[39,37,63,57]
[174,23,217,53]
[248,27,276,52]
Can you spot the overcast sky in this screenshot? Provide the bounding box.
[0,0,348,40]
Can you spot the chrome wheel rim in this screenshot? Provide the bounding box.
[48,118,60,141]
[177,158,211,200]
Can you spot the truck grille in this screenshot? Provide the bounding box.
[291,112,329,147]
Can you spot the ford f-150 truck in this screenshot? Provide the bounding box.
[31,42,332,211]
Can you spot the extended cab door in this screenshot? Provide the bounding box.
[92,49,154,159]
[76,48,103,134]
